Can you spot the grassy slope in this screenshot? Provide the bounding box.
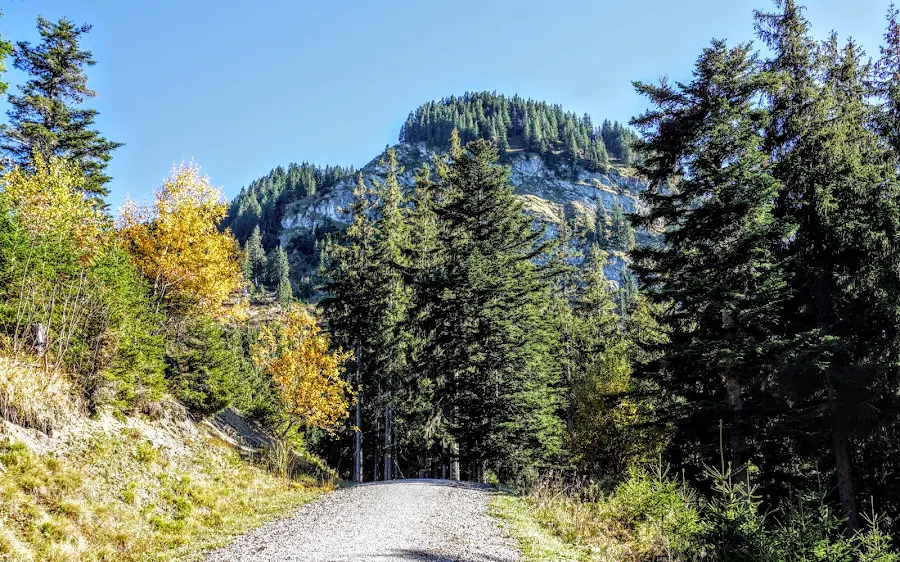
[0,421,331,562]
[0,359,333,562]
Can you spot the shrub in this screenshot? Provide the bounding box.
[524,468,702,560]
[165,316,239,415]
[87,243,167,409]
[600,466,702,558]
[699,464,900,562]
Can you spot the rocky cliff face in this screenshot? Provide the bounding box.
[278,142,647,284]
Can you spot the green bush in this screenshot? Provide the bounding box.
[165,316,239,415]
[89,244,167,409]
[0,204,165,413]
[521,465,900,562]
[601,466,702,558]
[701,464,900,562]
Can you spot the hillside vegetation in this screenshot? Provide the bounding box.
[399,91,638,171]
[0,15,351,562]
[1,361,331,561]
[3,0,900,560]
[222,93,646,301]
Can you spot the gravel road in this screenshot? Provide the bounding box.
[204,479,521,562]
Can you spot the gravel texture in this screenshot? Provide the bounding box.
[204,479,521,562]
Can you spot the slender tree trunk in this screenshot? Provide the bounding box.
[724,369,748,487]
[450,442,459,481]
[375,415,381,482]
[12,242,36,354]
[353,341,363,483]
[828,379,859,532]
[383,404,392,480]
[441,445,448,479]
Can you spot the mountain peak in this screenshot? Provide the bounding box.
[223,93,648,298]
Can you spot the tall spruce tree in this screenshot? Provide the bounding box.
[0,17,121,200]
[320,173,379,483]
[415,138,563,481]
[243,226,267,290]
[632,39,788,486]
[268,246,292,305]
[367,147,413,481]
[756,0,900,529]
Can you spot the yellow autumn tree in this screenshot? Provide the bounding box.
[0,156,112,363]
[252,306,354,432]
[118,162,243,318]
[1,154,108,265]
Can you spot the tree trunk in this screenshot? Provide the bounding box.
[450,442,459,481]
[724,369,748,487]
[828,380,859,532]
[383,404,392,481]
[32,323,48,356]
[353,342,363,483]
[375,415,381,482]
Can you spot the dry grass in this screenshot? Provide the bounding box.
[0,357,79,434]
[493,471,701,562]
[0,415,332,561]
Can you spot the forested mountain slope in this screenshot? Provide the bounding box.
[223,92,646,297]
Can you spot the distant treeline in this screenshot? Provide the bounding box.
[400,91,638,171]
[226,163,355,246]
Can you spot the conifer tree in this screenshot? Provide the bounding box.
[546,219,582,431]
[593,202,610,248]
[632,38,788,487]
[320,173,379,483]
[609,201,635,252]
[568,244,637,473]
[244,226,267,289]
[415,139,563,481]
[368,147,412,481]
[268,246,292,305]
[756,1,900,529]
[0,18,121,200]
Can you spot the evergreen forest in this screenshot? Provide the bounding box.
[2,1,900,560]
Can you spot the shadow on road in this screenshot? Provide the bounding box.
[352,478,495,491]
[382,550,516,562]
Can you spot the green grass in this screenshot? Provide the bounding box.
[0,424,333,561]
[490,493,588,562]
[490,469,703,562]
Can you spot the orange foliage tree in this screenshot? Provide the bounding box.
[118,162,243,318]
[252,305,354,432]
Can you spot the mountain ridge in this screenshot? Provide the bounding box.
[223,92,649,297]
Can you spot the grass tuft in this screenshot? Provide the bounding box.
[492,469,700,562]
[0,357,79,433]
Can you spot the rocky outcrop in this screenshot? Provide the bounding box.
[278,142,648,284]
[282,143,644,227]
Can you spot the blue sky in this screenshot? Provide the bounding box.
[0,0,893,210]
